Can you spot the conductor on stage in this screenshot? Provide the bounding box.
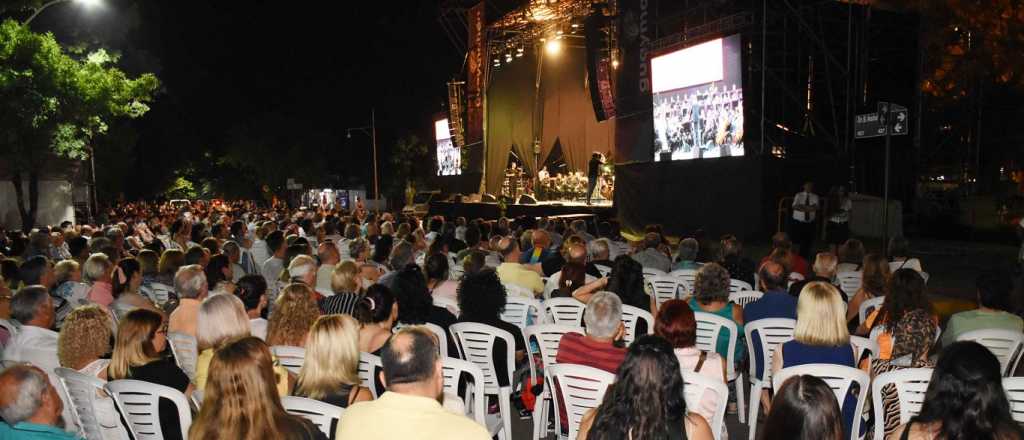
[587,152,604,205]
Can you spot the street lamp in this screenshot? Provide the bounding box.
[345,108,380,204]
[24,0,100,25]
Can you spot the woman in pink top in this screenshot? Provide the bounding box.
[655,299,727,429]
[84,253,115,307]
[425,253,459,301]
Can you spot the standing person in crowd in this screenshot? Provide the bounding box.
[266,283,320,348]
[0,365,79,440]
[826,186,852,254]
[337,327,491,439]
[888,236,924,273]
[354,284,398,355]
[189,337,326,440]
[295,314,372,408]
[655,300,727,430]
[857,269,935,360]
[791,181,820,260]
[718,235,755,287]
[168,264,207,338]
[942,271,1023,346]
[870,309,937,439]
[577,335,714,440]
[891,341,1023,440]
[761,375,844,440]
[846,254,890,326]
[235,274,269,339]
[631,232,672,273]
[108,309,193,440]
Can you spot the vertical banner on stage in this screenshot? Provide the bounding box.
[466,2,485,149]
[585,12,616,121]
[614,0,655,163]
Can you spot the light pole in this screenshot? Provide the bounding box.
[346,108,380,204]
[23,0,99,25]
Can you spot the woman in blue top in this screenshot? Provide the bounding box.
[772,281,857,438]
[687,263,745,362]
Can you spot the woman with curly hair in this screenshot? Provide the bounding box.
[457,268,526,387]
[688,262,744,362]
[578,335,714,440]
[266,283,321,347]
[846,253,890,324]
[58,306,125,440]
[391,264,456,331]
[856,268,935,360]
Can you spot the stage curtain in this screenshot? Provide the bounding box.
[540,46,616,174]
[485,52,537,194]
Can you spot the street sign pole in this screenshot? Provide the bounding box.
[882,109,892,257]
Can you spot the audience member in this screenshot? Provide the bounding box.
[168,264,207,338]
[858,269,935,360]
[556,291,626,373]
[266,283,320,347]
[519,229,552,264]
[836,238,865,272]
[235,274,269,339]
[586,238,615,277]
[631,232,672,273]
[655,299,727,428]
[761,375,844,440]
[457,269,526,387]
[83,253,114,307]
[719,235,755,287]
[870,309,937,439]
[318,260,363,316]
[424,253,458,301]
[888,236,923,273]
[493,236,543,295]
[674,237,702,271]
[110,257,158,319]
[353,284,398,355]
[762,232,809,277]
[942,271,1023,346]
[391,265,456,334]
[788,252,846,299]
[575,256,654,318]
[846,253,890,325]
[3,286,59,374]
[688,263,744,362]
[314,242,339,296]
[0,365,78,440]
[295,314,372,407]
[553,261,586,298]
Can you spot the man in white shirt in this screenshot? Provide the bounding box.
[260,230,287,306]
[315,242,339,296]
[790,181,819,260]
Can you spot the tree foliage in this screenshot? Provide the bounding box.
[0,19,159,229]
[387,134,432,198]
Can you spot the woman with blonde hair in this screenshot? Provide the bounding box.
[194,293,253,387]
[846,253,890,324]
[58,306,125,440]
[318,260,362,315]
[294,314,372,407]
[772,281,857,438]
[278,254,317,288]
[156,249,185,285]
[108,309,192,440]
[267,283,321,347]
[189,337,325,440]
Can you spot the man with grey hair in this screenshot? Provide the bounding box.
[569,219,595,242]
[0,365,76,439]
[632,232,672,273]
[674,238,702,271]
[169,264,208,338]
[3,286,58,374]
[555,291,626,374]
[221,241,246,282]
[586,238,614,278]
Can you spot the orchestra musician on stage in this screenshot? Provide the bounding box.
[587,151,605,205]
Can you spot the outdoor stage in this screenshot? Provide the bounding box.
[428,199,615,221]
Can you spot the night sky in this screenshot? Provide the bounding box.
[13,0,468,196]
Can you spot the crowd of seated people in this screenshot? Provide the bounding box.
[0,199,1022,440]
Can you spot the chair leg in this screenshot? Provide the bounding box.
[531,393,546,440]
[500,387,513,440]
[735,373,747,424]
[747,381,762,440]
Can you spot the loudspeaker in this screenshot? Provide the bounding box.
[518,194,538,205]
[481,193,497,203]
[585,12,615,121]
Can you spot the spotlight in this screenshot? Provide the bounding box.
[611,59,619,69]
[545,39,562,56]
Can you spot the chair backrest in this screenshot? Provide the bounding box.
[543,297,586,326]
[956,328,1024,376]
[642,267,667,279]
[1003,376,1024,425]
[145,282,174,306]
[772,364,870,440]
[871,368,933,440]
[858,296,885,324]
[836,271,863,300]
[620,304,654,346]
[729,279,754,294]
[270,345,306,375]
[501,296,543,329]
[165,332,197,381]
[743,318,797,382]
[104,379,192,440]
[524,324,584,370]
[55,367,121,440]
[647,275,689,308]
[357,352,384,398]
[849,336,880,363]
[694,311,739,379]
[394,322,449,357]
[504,283,536,300]
[669,268,698,286]
[441,357,488,428]
[280,396,344,439]
[682,371,729,440]
[546,363,616,440]
[728,290,764,308]
[449,322,516,394]
[593,264,612,278]
[432,295,461,317]
[543,273,562,299]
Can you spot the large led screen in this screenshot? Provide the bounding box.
[435,118,461,176]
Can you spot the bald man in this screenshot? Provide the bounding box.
[315,241,340,296]
[0,365,78,439]
[494,237,544,296]
[744,261,797,323]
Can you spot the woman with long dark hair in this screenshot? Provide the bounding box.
[856,268,934,360]
[761,375,844,440]
[578,335,714,440]
[891,341,1022,440]
[573,255,654,314]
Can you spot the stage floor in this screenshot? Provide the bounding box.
[429,199,615,220]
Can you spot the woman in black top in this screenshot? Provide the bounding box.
[108,309,193,440]
[392,264,458,330]
[457,269,527,387]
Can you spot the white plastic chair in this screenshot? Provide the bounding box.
[144,282,174,306]
[850,335,880,364]
[281,396,344,440]
[787,272,805,289]
[501,296,543,329]
[543,297,586,326]
[442,358,501,436]
[729,279,754,294]
[165,332,197,381]
[642,267,668,279]
[433,295,461,317]
[524,324,585,440]
[694,311,746,423]
[683,371,729,440]
[956,329,1024,377]
[55,367,129,440]
[104,379,192,440]
[670,268,698,287]
[743,318,796,440]
[729,290,764,308]
[620,304,654,346]
[543,273,596,299]
[647,275,689,309]
[772,364,871,440]
[858,296,885,324]
[593,264,612,278]
[546,363,616,440]
[270,345,306,375]
[836,271,863,300]
[871,368,932,440]
[504,282,536,299]
[357,352,384,399]
[1003,376,1024,425]
[449,322,515,440]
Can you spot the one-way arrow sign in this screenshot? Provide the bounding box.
[854,102,908,139]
